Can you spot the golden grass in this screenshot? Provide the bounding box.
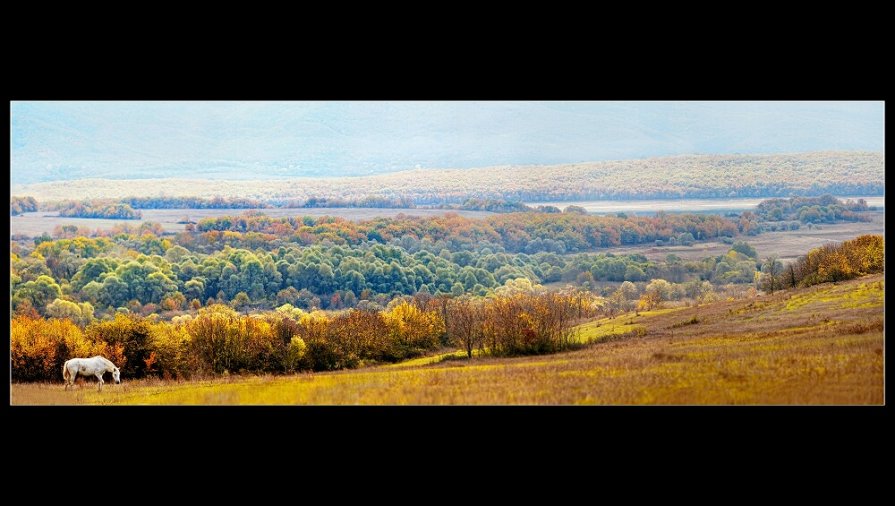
[575,306,684,344]
[380,348,486,369]
[11,274,884,405]
[783,279,883,311]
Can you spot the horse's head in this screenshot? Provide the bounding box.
[112,367,121,384]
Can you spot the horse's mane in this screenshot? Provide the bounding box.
[93,356,117,369]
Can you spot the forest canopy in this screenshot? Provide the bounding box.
[10,210,757,320]
[11,233,883,383]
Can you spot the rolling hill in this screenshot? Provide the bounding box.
[12,151,885,203]
[11,274,883,405]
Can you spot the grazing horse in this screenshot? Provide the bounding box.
[63,356,121,391]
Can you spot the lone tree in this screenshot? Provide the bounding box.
[231,291,251,313]
[687,279,713,319]
[760,256,783,293]
[447,297,484,359]
[785,263,798,288]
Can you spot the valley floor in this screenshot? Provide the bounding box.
[11,275,883,405]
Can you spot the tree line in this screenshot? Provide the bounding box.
[193,211,739,254]
[285,195,417,209]
[56,202,142,220]
[12,288,599,382]
[10,196,37,216]
[758,235,884,292]
[122,196,270,209]
[11,216,765,319]
[755,195,874,224]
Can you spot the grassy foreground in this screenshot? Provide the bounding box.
[11,275,883,405]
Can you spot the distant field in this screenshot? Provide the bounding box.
[9,207,495,237]
[11,274,883,405]
[529,196,885,214]
[608,212,885,263]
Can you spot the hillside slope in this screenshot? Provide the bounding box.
[12,274,883,405]
[12,151,885,202]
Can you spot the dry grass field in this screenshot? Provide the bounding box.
[606,213,885,263]
[11,274,883,406]
[527,197,886,214]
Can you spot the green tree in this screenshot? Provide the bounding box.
[731,241,758,259]
[13,275,62,313]
[624,264,646,282]
[101,275,131,308]
[46,298,82,320]
[760,256,783,293]
[232,291,251,312]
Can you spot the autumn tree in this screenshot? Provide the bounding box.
[447,297,484,358]
[382,301,445,360]
[687,280,713,311]
[638,279,672,311]
[326,310,388,368]
[11,316,106,381]
[759,256,783,293]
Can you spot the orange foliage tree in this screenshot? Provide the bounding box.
[11,316,108,381]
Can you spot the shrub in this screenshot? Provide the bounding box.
[11,316,107,381]
[285,337,307,373]
[794,235,884,287]
[481,292,580,356]
[86,313,153,378]
[381,301,445,360]
[149,322,193,379]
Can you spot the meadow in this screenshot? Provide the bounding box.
[526,196,885,214]
[11,274,882,405]
[605,212,884,263]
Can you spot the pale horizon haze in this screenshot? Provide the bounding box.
[10,101,885,185]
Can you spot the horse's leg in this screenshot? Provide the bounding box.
[96,372,104,392]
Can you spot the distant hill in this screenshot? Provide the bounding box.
[12,152,885,203]
[10,101,884,184]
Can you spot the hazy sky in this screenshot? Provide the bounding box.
[10,101,884,184]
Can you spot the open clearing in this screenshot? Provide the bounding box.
[527,196,884,214]
[607,213,884,263]
[12,274,883,405]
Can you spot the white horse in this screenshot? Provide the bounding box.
[63,356,121,391]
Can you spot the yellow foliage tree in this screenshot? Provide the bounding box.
[382,301,446,358]
[11,316,107,381]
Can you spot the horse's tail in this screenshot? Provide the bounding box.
[62,361,70,381]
